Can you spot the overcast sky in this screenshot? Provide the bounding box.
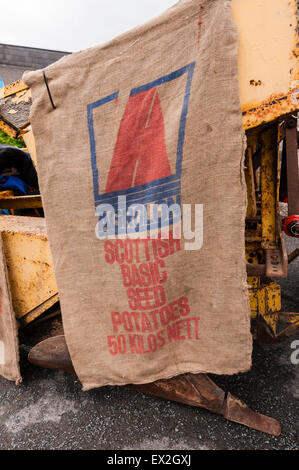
[2,0,178,52]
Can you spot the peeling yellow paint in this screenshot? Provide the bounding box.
[11,89,31,105]
[231,0,299,129]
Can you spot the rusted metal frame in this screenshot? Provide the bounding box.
[264,218,288,278]
[279,125,288,202]
[259,124,289,278]
[285,115,299,215]
[245,132,263,275]
[278,215,288,273]
[260,124,279,248]
[245,146,257,218]
[246,226,287,278]
[246,263,266,276]
[245,125,288,278]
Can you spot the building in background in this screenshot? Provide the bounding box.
[0,44,70,85]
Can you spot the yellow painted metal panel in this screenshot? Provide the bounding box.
[231,0,299,129]
[265,283,281,314]
[0,217,58,319]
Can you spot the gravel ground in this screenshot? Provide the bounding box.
[0,236,298,450]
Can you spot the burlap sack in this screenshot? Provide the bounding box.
[0,234,21,383]
[24,0,252,390]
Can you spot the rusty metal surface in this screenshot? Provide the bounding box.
[260,125,278,248]
[248,278,282,328]
[285,116,299,215]
[246,264,266,276]
[242,90,299,130]
[223,392,281,436]
[245,123,289,285]
[28,335,74,374]
[232,0,299,130]
[265,248,288,278]
[28,335,284,436]
[129,373,225,415]
[245,147,257,218]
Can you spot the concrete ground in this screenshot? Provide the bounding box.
[0,238,298,450]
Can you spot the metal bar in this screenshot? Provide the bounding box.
[260,125,278,248]
[285,116,299,215]
[19,293,59,326]
[265,248,287,278]
[288,248,299,263]
[245,147,257,218]
[0,195,42,209]
[246,264,266,276]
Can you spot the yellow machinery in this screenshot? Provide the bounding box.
[1,0,298,336]
[0,0,298,435]
[233,0,299,341]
